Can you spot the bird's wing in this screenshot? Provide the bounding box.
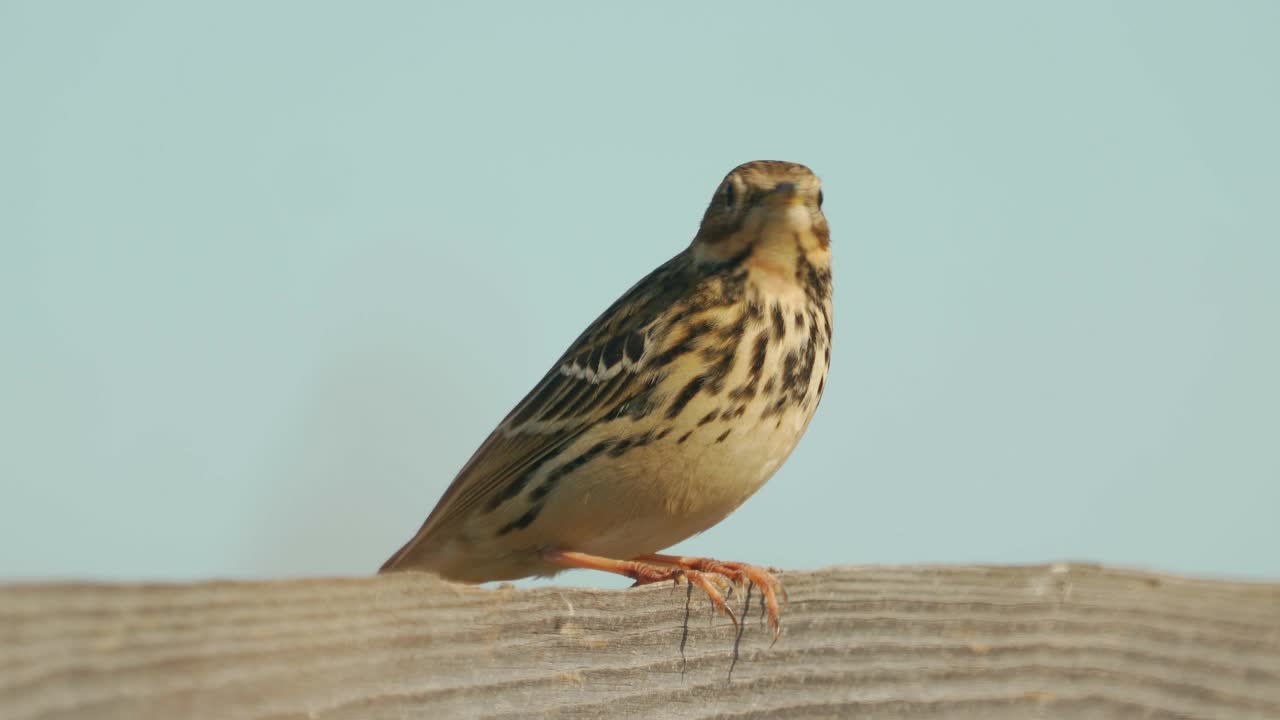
[414,325,653,533]
[380,255,692,571]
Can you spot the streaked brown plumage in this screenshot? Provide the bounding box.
[381,160,832,634]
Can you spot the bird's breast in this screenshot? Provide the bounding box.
[617,286,831,533]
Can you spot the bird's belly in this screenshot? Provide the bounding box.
[440,405,818,581]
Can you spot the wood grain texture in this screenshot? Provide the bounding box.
[2,565,1278,719]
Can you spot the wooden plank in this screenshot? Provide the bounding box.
[2,565,1278,719]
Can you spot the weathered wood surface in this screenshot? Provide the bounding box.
[2,564,1279,719]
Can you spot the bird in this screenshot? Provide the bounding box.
[380,160,832,636]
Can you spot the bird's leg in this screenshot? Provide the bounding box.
[633,553,784,640]
[541,549,738,629]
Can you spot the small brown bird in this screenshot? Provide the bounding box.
[381,160,831,634]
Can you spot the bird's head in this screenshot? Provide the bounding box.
[690,161,829,280]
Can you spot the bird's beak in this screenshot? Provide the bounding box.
[761,182,803,208]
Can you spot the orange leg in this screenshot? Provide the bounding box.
[635,553,785,640]
[541,549,738,629]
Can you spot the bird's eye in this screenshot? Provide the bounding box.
[817,189,824,208]
[724,183,736,209]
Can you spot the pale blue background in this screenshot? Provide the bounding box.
[2,2,1277,586]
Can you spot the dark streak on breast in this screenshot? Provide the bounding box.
[762,306,821,418]
[772,303,787,340]
[651,320,713,369]
[729,330,770,401]
[666,374,706,419]
[705,347,737,395]
[795,241,833,308]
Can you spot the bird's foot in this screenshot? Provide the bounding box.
[541,549,739,630]
[634,553,784,642]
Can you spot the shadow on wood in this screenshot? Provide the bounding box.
[3,564,1279,719]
